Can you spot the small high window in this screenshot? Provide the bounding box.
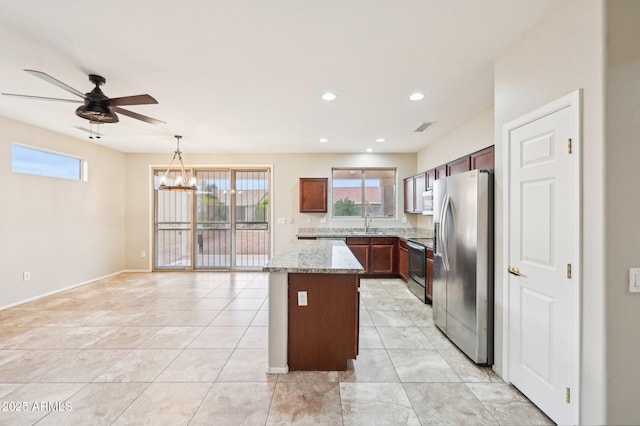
[11,144,86,181]
[332,168,396,218]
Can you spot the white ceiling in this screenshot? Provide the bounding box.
[0,0,558,154]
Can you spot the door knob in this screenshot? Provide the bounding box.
[508,266,522,276]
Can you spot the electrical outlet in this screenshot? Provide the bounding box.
[277,217,286,225]
[629,268,640,293]
[141,251,147,258]
[297,291,308,306]
[23,271,31,281]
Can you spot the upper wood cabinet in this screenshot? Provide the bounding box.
[446,156,471,176]
[426,169,437,190]
[435,164,446,181]
[470,146,495,170]
[404,173,426,213]
[299,178,328,213]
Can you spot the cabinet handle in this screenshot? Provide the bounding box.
[508,266,522,276]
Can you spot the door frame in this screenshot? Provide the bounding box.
[148,163,274,272]
[501,90,582,423]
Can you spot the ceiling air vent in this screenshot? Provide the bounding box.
[414,121,435,132]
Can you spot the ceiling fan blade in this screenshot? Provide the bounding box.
[112,106,166,125]
[24,69,86,99]
[108,94,158,106]
[1,93,83,103]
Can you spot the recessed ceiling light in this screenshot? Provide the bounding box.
[319,137,328,143]
[375,138,386,143]
[366,148,373,153]
[322,92,337,101]
[409,92,425,101]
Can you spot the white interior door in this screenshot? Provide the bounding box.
[505,91,580,425]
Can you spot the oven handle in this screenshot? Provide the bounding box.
[407,241,426,253]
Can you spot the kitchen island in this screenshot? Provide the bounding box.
[263,239,364,372]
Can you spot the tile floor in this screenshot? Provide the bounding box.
[0,272,553,425]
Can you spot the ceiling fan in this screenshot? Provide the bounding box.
[2,69,165,125]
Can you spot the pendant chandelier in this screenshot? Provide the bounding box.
[158,135,197,191]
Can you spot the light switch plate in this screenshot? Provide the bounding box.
[629,268,640,293]
[297,291,308,306]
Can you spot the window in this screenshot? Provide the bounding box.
[11,144,85,181]
[332,168,396,218]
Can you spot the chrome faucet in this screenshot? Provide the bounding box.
[364,214,372,233]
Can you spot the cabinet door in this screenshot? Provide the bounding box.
[403,177,415,213]
[471,146,495,170]
[348,244,370,273]
[398,243,408,281]
[435,165,446,181]
[447,156,471,176]
[426,169,436,190]
[413,173,426,212]
[371,243,395,274]
[299,178,328,213]
[426,249,434,301]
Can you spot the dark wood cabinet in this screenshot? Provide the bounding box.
[299,178,328,213]
[347,237,397,276]
[435,164,446,180]
[346,237,370,274]
[288,273,359,370]
[426,248,434,302]
[470,146,495,170]
[398,239,408,281]
[447,156,471,176]
[413,173,426,212]
[426,169,436,190]
[371,238,396,274]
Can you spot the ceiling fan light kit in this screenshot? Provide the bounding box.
[2,69,164,128]
[159,135,197,191]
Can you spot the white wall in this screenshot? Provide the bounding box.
[0,116,126,308]
[124,152,418,270]
[605,1,640,423]
[494,0,605,423]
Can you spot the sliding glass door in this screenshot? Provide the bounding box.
[154,167,270,271]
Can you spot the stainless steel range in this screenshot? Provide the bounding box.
[406,238,432,303]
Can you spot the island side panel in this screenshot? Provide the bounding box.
[287,273,360,371]
[268,272,289,373]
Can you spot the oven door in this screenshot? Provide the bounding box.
[407,241,426,303]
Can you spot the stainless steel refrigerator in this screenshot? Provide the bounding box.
[433,169,493,365]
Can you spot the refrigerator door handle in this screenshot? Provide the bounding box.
[441,194,451,271]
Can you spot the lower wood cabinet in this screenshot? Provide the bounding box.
[288,273,359,370]
[346,237,397,276]
[398,239,408,281]
[426,248,434,302]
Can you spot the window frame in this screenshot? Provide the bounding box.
[11,142,87,182]
[331,167,397,219]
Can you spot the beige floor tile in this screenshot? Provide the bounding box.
[156,309,221,326]
[224,297,266,310]
[466,383,555,425]
[217,348,276,382]
[35,349,128,382]
[237,288,269,298]
[388,349,461,383]
[190,382,275,425]
[135,326,203,349]
[368,310,415,327]
[93,349,180,382]
[37,382,148,426]
[237,326,268,349]
[439,349,502,383]
[339,349,399,383]
[340,382,420,425]
[192,298,232,310]
[250,310,269,326]
[359,326,385,349]
[209,310,257,327]
[156,348,232,382]
[267,381,342,425]
[277,370,340,383]
[87,326,161,349]
[419,324,458,349]
[188,326,247,349]
[377,326,435,350]
[0,349,78,383]
[404,382,498,425]
[112,382,211,425]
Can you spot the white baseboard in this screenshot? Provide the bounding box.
[267,366,289,374]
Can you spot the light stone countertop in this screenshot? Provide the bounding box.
[296,227,432,240]
[263,240,364,274]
